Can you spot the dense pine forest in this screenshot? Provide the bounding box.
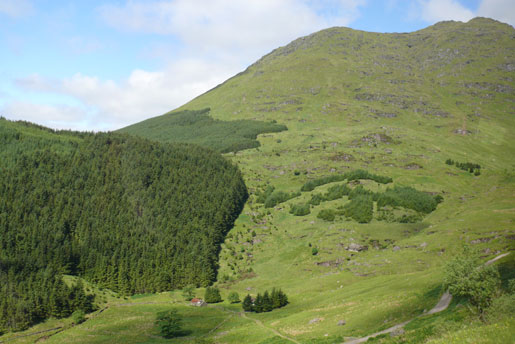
[118,108,287,153]
[0,118,248,332]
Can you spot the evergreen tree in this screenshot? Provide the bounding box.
[254,293,263,313]
[242,294,253,312]
[228,291,240,304]
[204,287,222,303]
[262,291,272,312]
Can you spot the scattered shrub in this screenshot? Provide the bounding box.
[317,209,336,221]
[301,169,392,192]
[71,310,86,325]
[343,195,373,223]
[264,191,300,208]
[289,203,311,216]
[155,309,183,338]
[228,291,240,304]
[204,287,222,303]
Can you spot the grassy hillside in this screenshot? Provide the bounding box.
[2,17,514,343]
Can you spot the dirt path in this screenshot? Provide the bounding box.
[240,312,301,344]
[343,252,509,344]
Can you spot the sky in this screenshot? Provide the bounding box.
[1,0,513,131]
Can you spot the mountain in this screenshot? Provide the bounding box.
[113,17,514,343]
[2,18,514,343]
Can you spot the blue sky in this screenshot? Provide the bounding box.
[1,0,513,131]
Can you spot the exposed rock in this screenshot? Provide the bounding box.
[330,153,355,161]
[337,320,346,326]
[454,129,472,135]
[309,318,322,324]
[420,242,428,248]
[404,163,422,170]
[393,246,401,251]
[346,243,368,252]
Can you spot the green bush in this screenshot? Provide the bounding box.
[301,170,392,192]
[204,287,222,303]
[228,291,240,304]
[377,186,437,213]
[289,203,311,216]
[317,209,336,221]
[71,310,86,325]
[155,309,183,338]
[264,191,300,208]
[444,247,501,318]
[343,195,373,223]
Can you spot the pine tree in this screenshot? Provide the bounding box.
[262,291,272,312]
[242,294,253,312]
[254,293,263,313]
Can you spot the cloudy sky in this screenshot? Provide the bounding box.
[1,0,513,131]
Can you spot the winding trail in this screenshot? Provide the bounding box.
[343,252,509,344]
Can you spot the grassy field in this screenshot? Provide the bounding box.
[2,18,514,343]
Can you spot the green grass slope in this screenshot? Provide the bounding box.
[3,17,514,343]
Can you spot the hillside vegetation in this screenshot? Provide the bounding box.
[118,108,287,153]
[2,17,515,343]
[0,119,247,332]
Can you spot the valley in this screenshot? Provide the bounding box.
[1,17,514,344]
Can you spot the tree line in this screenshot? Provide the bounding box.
[242,289,288,313]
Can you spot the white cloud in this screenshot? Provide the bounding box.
[418,0,474,23]
[477,0,515,26]
[10,59,237,130]
[99,0,364,62]
[2,101,91,131]
[0,0,34,18]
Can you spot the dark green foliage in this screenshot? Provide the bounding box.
[308,193,324,205]
[263,191,301,208]
[301,169,392,192]
[204,287,222,303]
[155,309,183,338]
[447,159,481,175]
[324,184,351,201]
[376,186,437,214]
[228,291,240,304]
[71,310,86,325]
[444,247,501,318]
[242,294,253,312]
[119,108,287,153]
[343,195,373,223]
[244,288,288,313]
[256,185,275,204]
[311,247,319,256]
[289,203,311,216]
[182,285,195,301]
[0,119,248,331]
[317,209,336,221]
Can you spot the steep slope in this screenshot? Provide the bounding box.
[170,17,514,342]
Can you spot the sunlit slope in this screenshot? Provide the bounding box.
[171,17,515,343]
[9,18,515,343]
